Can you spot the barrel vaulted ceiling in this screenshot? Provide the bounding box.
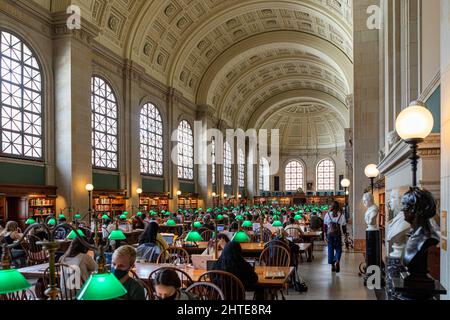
[33,0,353,151]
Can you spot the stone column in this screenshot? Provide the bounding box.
[53,21,98,219]
[353,0,382,250]
[195,105,213,209]
[440,0,450,300]
[167,88,178,212]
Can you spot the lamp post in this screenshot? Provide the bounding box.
[340,178,350,219]
[395,100,434,187]
[136,188,143,211]
[85,184,94,226]
[364,165,379,194]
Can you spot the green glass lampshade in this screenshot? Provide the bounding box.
[272,220,283,227]
[232,231,250,243]
[161,210,166,215]
[223,207,228,211]
[67,229,86,239]
[119,214,127,220]
[294,215,302,220]
[136,212,143,217]
[207,208,212,213]
[25,218,36,225]
[166,219,177,226]
[0,269,32,294]
[76,273,127,300]
[235,215,244,221]
[164,211,171,216]
[150,211,157,216]
[47,218,56,226]
[217,214,223,220]
[108,229,126,241]
[101,214,110,220]
[193,221,202,228]
[242,220,252,228]
[185,231,203,242]
[74,214,82,220]
[123,211,128,216]
[58,214,65,219]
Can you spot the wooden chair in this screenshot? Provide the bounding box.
[148,266,194,299]
[201,229,214,241]
[156,247,190,265]
[21,234,48,265]
[129,270,153,300]
[253,227,273,243]
[186,282,225,300]
[198,270,246,300]
[259,245,291,300]
[43,263,79,300]
[0,289,36,301]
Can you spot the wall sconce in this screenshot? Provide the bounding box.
[364,164,379,194]
[176,190,182,196]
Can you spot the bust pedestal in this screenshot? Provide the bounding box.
[364,230,383,286]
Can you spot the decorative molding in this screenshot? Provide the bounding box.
[418,70,440,102]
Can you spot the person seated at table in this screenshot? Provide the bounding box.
[101,218,115,240]
[55,217,71,240]
[59,236,97,295]
[111,245,146,300]
[202,215,215,231]
[0,221,26,267]
[284,218,304,240]
[153,268,198,300]
[211,241,258,291]
[309,212,323,231]
[202,233,230,257]
[132,215,146,230]
[136,222,169,262]
[222,221,238,240]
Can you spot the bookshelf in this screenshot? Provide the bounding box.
[0,193,6,225]
[177,194,198,209]
[139,194,169,211]
[29,195,57,216]
[93,190,127,217]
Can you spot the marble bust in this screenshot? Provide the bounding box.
[363,192,379,231]
[401,187,440,286]
[386,189,410,258]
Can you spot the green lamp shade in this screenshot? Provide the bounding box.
[242,220,252,228]
[161,210,166,215]
[47,218,56,226]
[185,231,203,242]
[232,231,250,243]
[25,218,36,225]
[136,212,143,217]
[150,211,157,216]
[207,208,212,213]
[102,214,110,220]
[74,214,82,219]
[217,214,223,220]
[166,219,177,226]
[58,214,65,219]
[235,215,244,221]
[272,220,283,227]
[0,269,32,294]
[164,211,171,216]
[193,221,202,228]
[123,211,128,216]
[76,273,127,300]
[119,214,127,220]
[67,229,86,239]
[294,215,302,220]
[108,229,126,241]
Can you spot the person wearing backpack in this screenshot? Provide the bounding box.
[324,201,347,273]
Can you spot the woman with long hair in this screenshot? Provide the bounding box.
[136,222,169,262]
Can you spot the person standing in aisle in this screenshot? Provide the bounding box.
[323,201,347,273]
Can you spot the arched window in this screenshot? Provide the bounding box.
[211,137,216,184]
[285,161,304,191]
[259,157,270,192]
[0,31,43,159]
[223,141,232,186]
[140,103,163,176]
[177,120,194,180]
[238,149,245,188]
[317,159,335,191]
[91,76,118,169]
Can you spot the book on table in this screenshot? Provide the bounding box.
[264,271,286,279]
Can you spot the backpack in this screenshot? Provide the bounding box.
[327,212,342,237]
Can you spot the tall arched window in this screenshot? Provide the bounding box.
[223,141,232,186]
[317,159,335,191]
[0,31,43,159]
[238,149,245,188]
[285,161,304,191]
[177,120,194,180]
[211,137,216,184]
[140,103,163,176]
[91,76,118,169]
[259,157,270,192]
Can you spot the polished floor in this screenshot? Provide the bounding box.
[284,242,377,300]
